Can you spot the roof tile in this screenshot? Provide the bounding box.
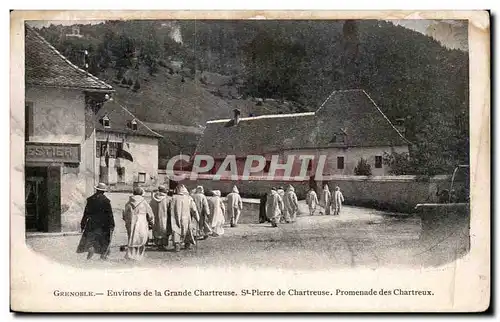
[195,89,409,158]
[25,25,114,92]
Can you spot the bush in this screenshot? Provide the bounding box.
[116,68,124,80]
[383,151,413,175]
[354,158,372,176]
[127,78,133,86]
[133,79,141,92]
[121,78,128,85]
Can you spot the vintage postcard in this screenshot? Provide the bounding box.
[10,10,490,312]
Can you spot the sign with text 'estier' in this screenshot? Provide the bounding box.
[25,142,81,164]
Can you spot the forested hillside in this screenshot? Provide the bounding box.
[33,19,469,175]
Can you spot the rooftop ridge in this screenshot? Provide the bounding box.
[206,112,316,124]
[315,89,364,113]
[113,100,163,138]
[361,90,412,145]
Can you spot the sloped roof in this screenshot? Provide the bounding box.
[25,25,114,92]
[195,89,410,158]
[313,89,410,147]
[196,112,317,159]
[95,100,162,138]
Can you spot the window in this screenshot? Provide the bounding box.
[117,167,125,183]
[331,132,346,144]
[138,172,146,183]
[337,156,344,170]
[96,141,123,158]
[102,115,110,128]
[375,156,383,168]
[131,119,138,131]
[25,102,33,141]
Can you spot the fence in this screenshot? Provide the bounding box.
[158,171,464,213]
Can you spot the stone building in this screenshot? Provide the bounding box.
[24,25,114,233]
[94,100,162,190]
[195,89,410,180]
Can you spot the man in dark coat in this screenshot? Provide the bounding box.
[76,182,115,260]
[259,193,268,223]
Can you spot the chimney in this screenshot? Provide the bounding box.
[233,108,241,125]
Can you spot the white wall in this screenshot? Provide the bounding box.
[25,87,95,231]
[284,145,409,176]
[95,131,159,188]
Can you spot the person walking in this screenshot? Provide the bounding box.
[208,190,226,236]
[149,185,170,250]
[283,185,299,223]
[77,183,115,260]
[266,187,284,227]
[122,187,155,261]
[227,186,243,227]
[259,192,268,223]
[320,184,332,215]
[192,186,212,239]
[277,186,286,223]
[167,184,199,252]
[332,186,345,216]
[306,187,319,216]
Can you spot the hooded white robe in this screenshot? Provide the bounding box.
[226,186,243,225]
[123,195,155,260]
[208,190,226,236]
[283,185,299,222]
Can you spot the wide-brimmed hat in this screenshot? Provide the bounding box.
[94,182,108,191]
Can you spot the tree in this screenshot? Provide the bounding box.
[354,158,372,176]
[127,78,133,86]
[383,152,412,175]
[121,78,128,85]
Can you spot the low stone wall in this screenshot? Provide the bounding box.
[171,175,464,213]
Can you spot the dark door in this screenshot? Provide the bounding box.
[25,167,48,232]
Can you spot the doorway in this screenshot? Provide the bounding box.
[25,167,48,232]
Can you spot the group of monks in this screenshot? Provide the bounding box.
[259,184,345,227]
[77,182,344,262]
[305,184,345,216]
[147,184,244,254]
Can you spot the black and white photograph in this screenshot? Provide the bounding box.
[9,10,490,312]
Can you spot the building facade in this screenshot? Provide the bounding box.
[25,25,114,233]
[94,100,162,190]
[194,89,410,182]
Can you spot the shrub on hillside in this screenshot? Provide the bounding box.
[354,158,372,176]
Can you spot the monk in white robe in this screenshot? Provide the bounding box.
[149,185,170,250]
[227,186,243,227]
[167,185,199,252]
[192,186,212,239]
[122,187,155,261]
[208,190,226,236]
[266,188,284,227]
[306,187,319,216]
[332,186,345,216]
[320,184,331,215]
[283,185,299,223]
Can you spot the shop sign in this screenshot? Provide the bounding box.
[26,142,81,163]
